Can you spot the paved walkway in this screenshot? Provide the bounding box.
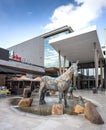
[0,90,106,130]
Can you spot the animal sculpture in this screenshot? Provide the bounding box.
[39,61,78,107]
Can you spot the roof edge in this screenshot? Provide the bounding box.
[49,25,97,44]
[41,25,73,38]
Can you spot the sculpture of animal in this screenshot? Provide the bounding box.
[39,61,78,107]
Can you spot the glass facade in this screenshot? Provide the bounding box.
[44,31,71,68]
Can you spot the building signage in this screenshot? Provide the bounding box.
[9,50,31,64]
[9,50,22,62]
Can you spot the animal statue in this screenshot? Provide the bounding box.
[67,82,77,99]
[39,61,78,107]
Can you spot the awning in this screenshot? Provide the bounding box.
[0,66,22,74]
[49,26,104,64]
[34,77,41,82]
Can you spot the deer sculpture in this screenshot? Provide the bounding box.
[39,61,78,107]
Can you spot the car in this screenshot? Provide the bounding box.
[0,86,11,96]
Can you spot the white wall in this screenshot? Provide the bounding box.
[8,36,44,66]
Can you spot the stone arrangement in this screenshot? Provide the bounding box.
[9,59,104,125]
[9,94,104,125]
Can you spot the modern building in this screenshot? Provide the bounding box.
[42,26,73,68]
[3,25,73,77]
[8,36,44,67]
[0,25,106,90]
[101,28,106,90]
[102,29,106,58]
[102,45,106,58]
[8,26,73,68]
[49,25,105,89]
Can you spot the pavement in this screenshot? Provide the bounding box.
[0,90,106,130]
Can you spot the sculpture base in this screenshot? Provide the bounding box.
[9,94,87,116]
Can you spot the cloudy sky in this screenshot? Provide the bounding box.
[0,0,106,48]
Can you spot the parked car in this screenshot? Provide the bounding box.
[0,86,11,96]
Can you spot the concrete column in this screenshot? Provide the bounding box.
[63,56,66,73]
[58,50,62,75]
[86,68,89,76]
[94,43,99,88]
[88,80,90,89]
[100,59,103,88]
[104,63,106,89]
[81,68,84,75]
[86,69,88,88]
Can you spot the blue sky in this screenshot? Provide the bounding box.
[0,0,106,49]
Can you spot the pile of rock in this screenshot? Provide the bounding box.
[17,93,104,125]
[73,101,104,124]
[51,97,104,125]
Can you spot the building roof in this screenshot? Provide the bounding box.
[0,59,45,75]
[41,25,73,38]
[49,25,104,64]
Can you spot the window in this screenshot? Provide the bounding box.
[44,31,71,68]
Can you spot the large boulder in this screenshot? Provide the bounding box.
[18,98,33,107]
[84,102,104,124]
[74,104,84,114]
[51,104,64,115]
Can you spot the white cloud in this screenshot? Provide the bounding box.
[44,0,106,31]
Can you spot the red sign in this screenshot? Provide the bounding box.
[12,54,22,62]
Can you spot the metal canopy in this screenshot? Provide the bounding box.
[49,26,104,63]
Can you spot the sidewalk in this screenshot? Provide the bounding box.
[0,90,106,130]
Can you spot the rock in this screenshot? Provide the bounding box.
[51,104,64,115]
[18,98,33,107]
[50,90,55,95]
[74,104,84,114]
[84,102,104,124]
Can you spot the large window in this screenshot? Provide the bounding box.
[44,31,70,68]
